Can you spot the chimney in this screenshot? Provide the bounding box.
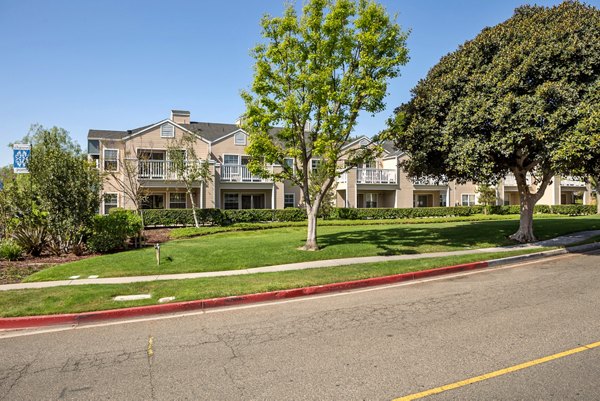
[171,110,190,125]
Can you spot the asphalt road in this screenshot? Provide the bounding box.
[1,251,600,400]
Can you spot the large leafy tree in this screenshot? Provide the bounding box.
[242,0,409,250]
[8,125,102,254]
[386,1,600,242]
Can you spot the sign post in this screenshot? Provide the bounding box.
[13,144,31,174]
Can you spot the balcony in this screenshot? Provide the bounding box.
[504,173,531,186]
[357,168,397,184]
[561,177,586,187]
[412,176,448,186]
[221,164,271,183]
[138,160,176,180]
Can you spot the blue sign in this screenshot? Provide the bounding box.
[0,181,3,191]
[13,144,31,174]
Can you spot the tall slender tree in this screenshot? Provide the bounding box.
[242,0,409,250]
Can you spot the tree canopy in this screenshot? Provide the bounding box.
[242,0,409,250]
[386,1,600,242]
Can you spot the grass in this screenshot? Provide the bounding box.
[170,214,524,239]
[0,248,543,317]
[23,214,600,282]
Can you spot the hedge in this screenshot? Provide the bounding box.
[141,208,306,227]
[140,204,596,227]
[327,206,482,220]
[486,204,596,216]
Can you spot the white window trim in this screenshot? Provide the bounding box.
[103,192,119,215]
[161,123,175,138]
[284,193,296,208]
[223,154,241,165]
[461,193,477,206]
[168,192,187,209]
[103,148,119,172]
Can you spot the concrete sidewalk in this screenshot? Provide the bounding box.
[2,230,599,292]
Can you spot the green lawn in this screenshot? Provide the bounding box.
[24,215,600,282]
[1,249,542,317]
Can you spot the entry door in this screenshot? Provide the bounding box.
[417,195,428,207]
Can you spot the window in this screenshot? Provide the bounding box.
[161,123,174,138]
[169,193,186,209]
[311,159,321,173]
[234,132,247,146]
[223,154,239,165]
[440,193,447,207]
[284,158,294,172]
[284,193,295,208]
[365,193,378,208]
[103,193,118,214]
[461,194,476,206]
[142,194,165,209]
[224,193,239,209]
[103,149,118,171]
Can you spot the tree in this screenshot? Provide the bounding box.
[476,185,497,211]
[105,149,151,214]
[167,133,211,228]
[11,125,101,254]
[386,2,600,242]
[242,0,409,250]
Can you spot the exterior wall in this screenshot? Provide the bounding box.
[94,115,599,213]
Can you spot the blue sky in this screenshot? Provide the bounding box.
[1,0,597,167]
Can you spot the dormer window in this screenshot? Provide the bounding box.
[234,132,247,146]
[161,123,174,138]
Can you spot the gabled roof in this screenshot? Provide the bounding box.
[182,122,241,142]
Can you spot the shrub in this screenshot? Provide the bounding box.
[0,239,23,261]
[141,208,306,227]
[326,206,478,220]
[87,209,143,253]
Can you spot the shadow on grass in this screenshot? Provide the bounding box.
[316,217,600,256]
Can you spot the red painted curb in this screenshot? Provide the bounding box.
[0,260,489,330]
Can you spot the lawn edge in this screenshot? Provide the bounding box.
[2,243,599,330]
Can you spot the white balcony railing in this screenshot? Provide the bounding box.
[137,160,203,180]
[412,176,448,186]
[337,172,348,183]
[221,164,271,182]
[561,177,586,187]
[504,173,532,186]
[357,168,397,184]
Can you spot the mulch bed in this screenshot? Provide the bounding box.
[0,228,173,285]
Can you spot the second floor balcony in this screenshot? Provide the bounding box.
[357,168,397,184]
[221,164,271,183]
[412,176,448,186]
[137,160,203,180]
[561,176,586,187]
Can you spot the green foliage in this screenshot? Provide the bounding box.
[0,239,23,261]
[141,208,307,227]
[327,206,481,220]
[87,209,143,253]
[476,185,497,207]
[6,125,102,255]
[386,2,600,240]
[486,204,595,216]
[242,0,409,248]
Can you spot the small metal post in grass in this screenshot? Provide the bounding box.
[154,243,160,266]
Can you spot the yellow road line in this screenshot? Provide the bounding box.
[394,340,600,401]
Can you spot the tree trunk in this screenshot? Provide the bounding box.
[510,194,536,243]
[304,206,319,251]
[187,188,200,228]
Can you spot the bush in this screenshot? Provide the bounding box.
[87,209,143,253]
[326,206,478,220]
[485,204,596,216]
[0,239,23,261]
[141,208,306,227]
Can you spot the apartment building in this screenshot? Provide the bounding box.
[88,110,594,214]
